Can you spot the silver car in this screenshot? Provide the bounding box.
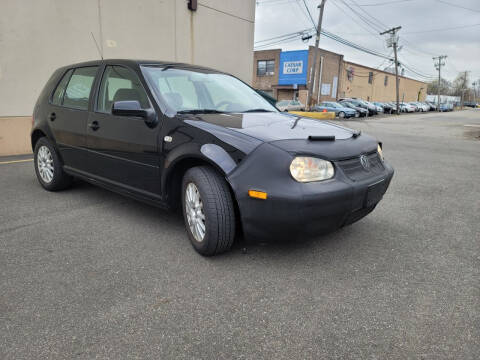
[276,100,305,112]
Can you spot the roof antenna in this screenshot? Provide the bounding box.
[91,32,103,60]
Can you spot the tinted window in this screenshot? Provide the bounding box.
[51,69,73,105]
[63,67,98,110]
[97,66,150,113]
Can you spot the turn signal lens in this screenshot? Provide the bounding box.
[290,157,334,182]
[248,190,267,200]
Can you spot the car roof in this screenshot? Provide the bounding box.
[57,59,224,74]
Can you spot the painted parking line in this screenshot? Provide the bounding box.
[0,158,33,165]
[464,124,480,128]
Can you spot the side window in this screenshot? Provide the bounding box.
[51,69,73,105]
[97,66,150,113]
[63,67,98,110]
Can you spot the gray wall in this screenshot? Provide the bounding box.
[0,0,255,116]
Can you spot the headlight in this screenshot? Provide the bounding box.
[290,157,334,182]
[377,144,384,161]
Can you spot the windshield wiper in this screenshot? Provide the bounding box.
[177,109,225,114]
[241,108,274,113]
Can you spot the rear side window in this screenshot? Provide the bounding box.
[51,69,73,105]
[63,67,98,110]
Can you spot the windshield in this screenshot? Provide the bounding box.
[141,66,277,114]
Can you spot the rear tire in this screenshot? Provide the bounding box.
[338,111,345,118]
[34,137,72,191]
[181,166,235,256]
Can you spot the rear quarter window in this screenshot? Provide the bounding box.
[51,69,73,105]
[62,66,98,110]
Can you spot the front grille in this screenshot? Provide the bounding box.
[336,152,385,181]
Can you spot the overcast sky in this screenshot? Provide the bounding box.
[254,0,480,84]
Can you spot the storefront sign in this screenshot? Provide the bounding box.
[278,50,308,86]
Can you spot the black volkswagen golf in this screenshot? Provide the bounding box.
[32,60,394,256]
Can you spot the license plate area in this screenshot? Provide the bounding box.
[364,179,388,207]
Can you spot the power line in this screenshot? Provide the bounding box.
[348,0,389,30]
[337,0,385,33]
[330,0,383,37]
[403,22,480,34]
[302,0,317,27]
[435,0,480,13]
[353,0,416,6]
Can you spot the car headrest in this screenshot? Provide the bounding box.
[113,88,142,103]
[162,92,183,109]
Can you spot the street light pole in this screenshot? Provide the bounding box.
[306,0,326,110]
[380,26,401,115]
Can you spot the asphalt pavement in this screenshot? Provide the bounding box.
[1,109,479,359]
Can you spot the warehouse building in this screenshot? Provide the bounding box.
[253,47,426,105]
[0,0,255,155]
[340,61,426,102]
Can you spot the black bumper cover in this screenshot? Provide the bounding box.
[228,143,394,241]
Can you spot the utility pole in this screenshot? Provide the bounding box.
[433,55,447,112]
[306,0,326,110]
[460,71,468,109]
[380,26,401,114]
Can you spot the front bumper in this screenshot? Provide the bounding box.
[228,145,394,241]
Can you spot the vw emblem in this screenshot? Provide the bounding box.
[360,155,370,170]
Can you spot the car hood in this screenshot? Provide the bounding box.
[184,112,356,142]
[183,112,378,159]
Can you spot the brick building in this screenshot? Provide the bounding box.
[340,61,426,102]
[253,47,427,105]
[253,46,343,106]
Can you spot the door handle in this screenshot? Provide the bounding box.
[49,112,56,121]
[88,121,100,131]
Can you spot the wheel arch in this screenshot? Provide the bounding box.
[31,129,47,151]
[162,144,238,209]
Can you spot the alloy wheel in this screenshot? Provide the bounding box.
[185,182,206,242]
[37,145,54,183]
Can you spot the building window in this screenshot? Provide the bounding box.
[257,60,275,76]
[368,72,373,84]
[384,75,388,86]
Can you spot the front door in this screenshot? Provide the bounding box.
[48,66,99,171]
[85,65,161,196]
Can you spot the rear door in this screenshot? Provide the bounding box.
[85,65,161,195]
[48,66,99,171]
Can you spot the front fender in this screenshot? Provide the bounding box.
[161,142,238,199]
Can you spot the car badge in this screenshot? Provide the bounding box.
[360,155,370,170]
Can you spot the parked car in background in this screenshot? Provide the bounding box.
[373,102,392,114]
[400,102,415,113]
[312,101,358,118]
[31,59,394,256]
[463,101,477,108]
[426,101,437,111]
[341,101,368,117]
[339,98,376,116]
[276,100,305,112]
[408,102,420,112]
[412,102,429,112]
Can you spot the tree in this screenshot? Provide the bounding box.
[451,72,469,97]
[427,78,450,95]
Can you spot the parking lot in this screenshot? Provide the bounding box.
[1,110,479,359]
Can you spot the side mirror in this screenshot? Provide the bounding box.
[112,101,156,124]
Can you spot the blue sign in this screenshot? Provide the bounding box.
[278,50,308,86]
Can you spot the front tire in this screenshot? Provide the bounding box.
[34,137,72,191]
[338,111,345,118]
[181,166,235,256]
